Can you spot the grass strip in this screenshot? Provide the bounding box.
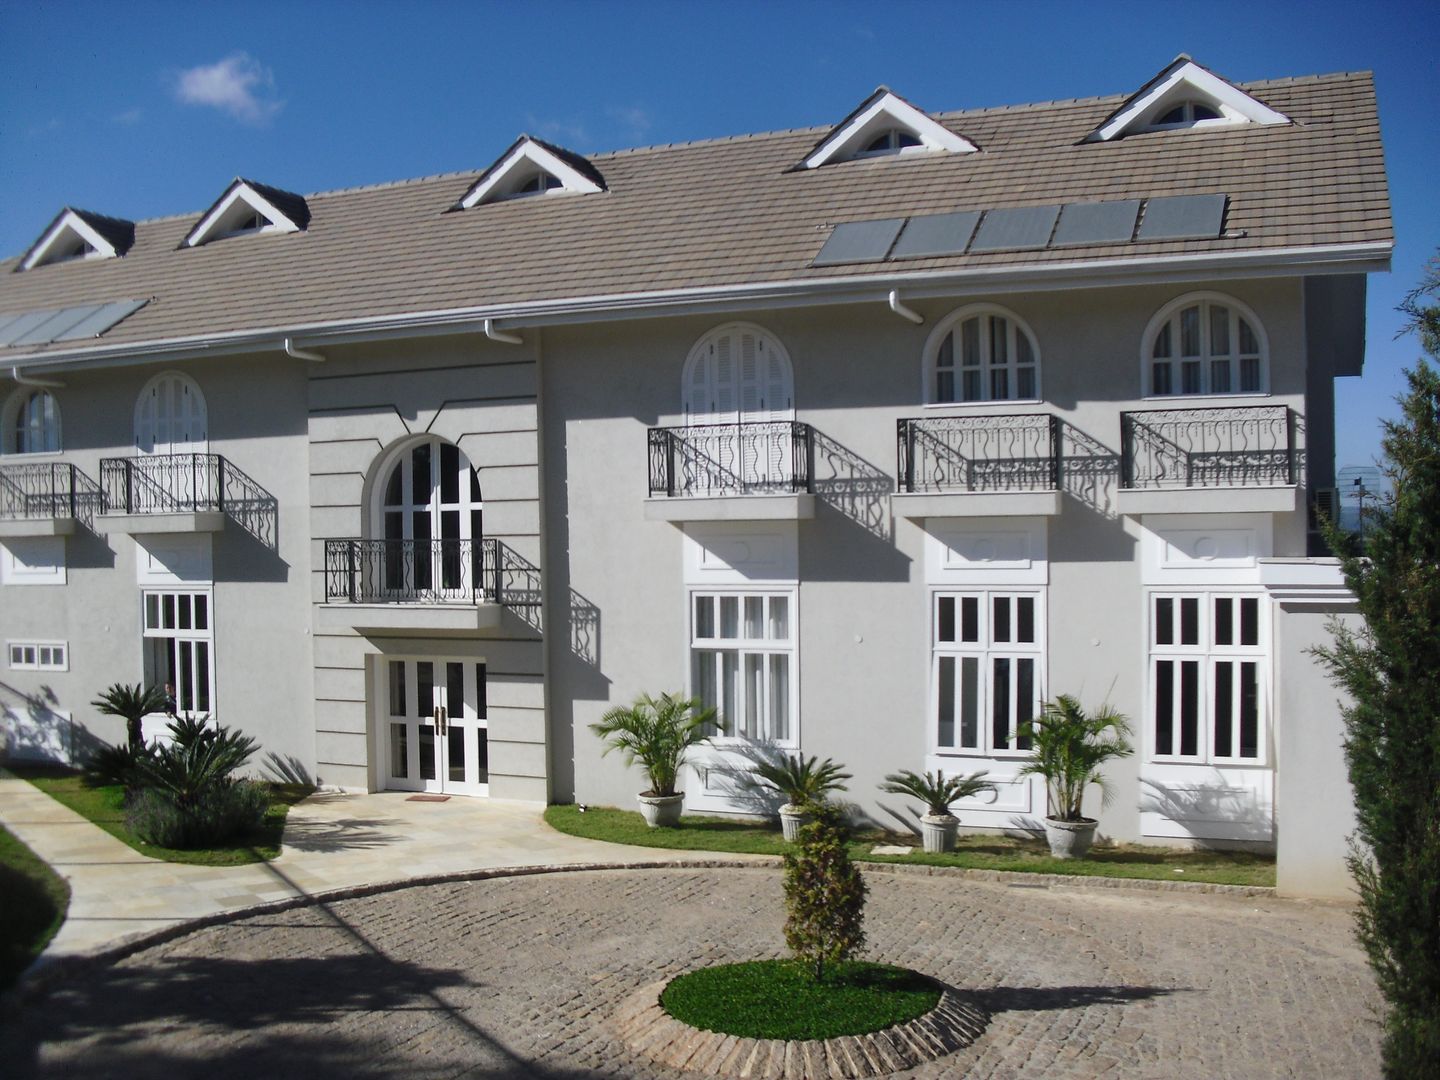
[10,765,311,867]
[544,804,1276,887]
[661,959,940,1041]
[0,823,71,991]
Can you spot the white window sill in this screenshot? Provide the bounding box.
[1140,391,1273,404]
[921,398,1045,410]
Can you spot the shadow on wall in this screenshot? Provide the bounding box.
[1059,421,1121,518]
[1138,775,1272,845]
[0,680,109,767]
[811,429,894,542]
[262,751,317,788]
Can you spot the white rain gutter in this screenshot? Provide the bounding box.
[887,289,924,324]
[483,318,523,345]
[9,365,65,388]
[283,337,326,362]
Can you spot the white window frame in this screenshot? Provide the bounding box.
[141,588,216,717]
[688,588,798,748]
[183,182,302,247]
[8,640,69,671]
[931,589,1044,758]
[2,388,62,456]
[923,304,1041,406]
[1142,292,1269,398]
[1148,590,1268,767]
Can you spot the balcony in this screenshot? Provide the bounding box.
[1118,405,1300,515]
[892,414,1063,519]
[97,454,277,546]
[644,421,816,522]
[0,462,101,537]
[320,537,507,634]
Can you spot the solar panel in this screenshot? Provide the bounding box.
[812,218,904,266]
[52,299,148,342]
[1136,194,1227,241]
[10,303,107,346]
[890,211,981,259]
[1051,200,1141,247]
[969,206,1061,252]
[0,313,25,340]
[0,309,63,347]
[0,299,149,348]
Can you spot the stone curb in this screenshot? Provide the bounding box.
[617,979,990,1077]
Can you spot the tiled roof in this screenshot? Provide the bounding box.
[0,70,1391,359]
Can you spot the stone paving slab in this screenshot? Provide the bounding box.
[0,865,1382,1079]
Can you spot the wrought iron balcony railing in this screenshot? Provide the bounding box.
[0,462,101,525]
[648,421,814,497]
[1120,406,1295,489]
[99,454,278,548]
[897,414,1060,493]
[324,538,503,605]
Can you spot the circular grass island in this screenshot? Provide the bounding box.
[618,959,990,1077]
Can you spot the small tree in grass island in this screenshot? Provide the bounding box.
[782,805,866,981]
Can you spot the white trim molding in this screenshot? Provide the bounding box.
[459,137,605,208]
[802,88,977,169]
[20,210,121,270]
[184,181,304,247]
[1087,57,1290,143]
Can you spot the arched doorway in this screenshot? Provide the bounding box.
[372,438,483,600]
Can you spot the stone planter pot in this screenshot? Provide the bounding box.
[779,803,813,842]
[637,792,685,828]
[1043,817,1098,859]
[920,812,959,854]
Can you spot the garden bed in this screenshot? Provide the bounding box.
[543,804,1275,888]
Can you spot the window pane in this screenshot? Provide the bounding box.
[961,597,979,642]
[1181,360,1202,394]
[475,730,489,782]
[1180,660,1200,756]
[990,367,1009,400]
[1016,596,1035,644]
[1180,598,1200,645]
[768,596,789,640]
[719,597,739,638]
[390,724,409,779]
[448,727,465,783]
[384,463,403,506]
[1240,357,1261,393]
[936,331,954,370]
[178,594,192,630]
[1153,322,1172,359]
[1017,366,1036,400]
[1211,360,1231,394]
[744,597,763,639]
[744,654,762,739]
[1180,306,1201,357]
[694,595,714,639]
[1240,662,1260,758]
[447,662,464,721]
[1153,362,1172,395]
[389,661,407,716]
[1239,317,1259,355]
[936,370,955,403]
[937,657,955,747]
[721,653,738,734]
[961,369,982,402]
[693,651,718,724]
[769,655,790,742]
[146,593,159,629]
[1215,661,1234,757]
[411,443,432,504]
[989,317,1008,365]
[178,641,193,712]
[1156,660,1174,755]
[163,594,176,630]
[993,596,1011,644]
[961,318,980,367]
[417,662,434,720]
[937,596,955,643]
[194,594,208,631]
[1215,598,1233,645]
[476,663,487,719]
[441,443,460,504]
[1016,658,1034,751]
[960,656,979,748]
[992,657,1011,750]
[1209,304,1230,355]
[1241,598,1259,647]
[1016,332,1034,367]
[419,724,436,780]
[1155,597,1174,645]
[195,643,210,712]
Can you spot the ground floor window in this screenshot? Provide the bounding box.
[690,590,796,745]
[8,640,68,671]
[142,589,214,715]
[932,590,1043,755]
[1149,592,1267,764]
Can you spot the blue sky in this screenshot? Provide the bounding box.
[2,0,1436,469]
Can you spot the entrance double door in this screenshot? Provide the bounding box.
[383,658,488,796]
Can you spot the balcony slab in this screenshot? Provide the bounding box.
[892,490,1062,519]
[96,511,227,535]
[644,494,815,523]
[1118,485,1300,517]
[318,602,503,636]
[0,517,76,538]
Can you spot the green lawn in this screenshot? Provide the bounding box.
[0,823,70,991]
[11,765,311,866]
[662,960,940,1040]
[544,804,1276,887]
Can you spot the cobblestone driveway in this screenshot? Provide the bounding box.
[1,867,1379,1079]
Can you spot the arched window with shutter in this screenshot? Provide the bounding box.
[2,389,62,454]
[134,371,208,454]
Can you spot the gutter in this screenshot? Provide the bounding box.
[2,241,1392,376]
[9,365,65,388]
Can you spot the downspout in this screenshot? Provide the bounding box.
[283,337,326,362]
[9,366,66,388]
[888,290,924,325]
[483,318,523,345]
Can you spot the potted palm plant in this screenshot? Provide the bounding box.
[879,768,994,853]
[589,692,720,827]
[1016,694,1133,859]
[749,753,852,841]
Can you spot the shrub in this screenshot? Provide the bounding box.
[82,740,153,791]
[125,780,270,849]
[589,692,720,797]
[782,806,866,980]
[134,718,259,810]
[879,768,993,817]
[90,682,168,751]
[750,753,851,809]
[1015,695,1132,822]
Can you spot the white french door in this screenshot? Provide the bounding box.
[378,440,483,600]
[382,658,489,796]
[681,325,794,491]
[135,372,208,455]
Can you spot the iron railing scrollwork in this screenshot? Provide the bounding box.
[101,454,225,514]
[1120,406,1294,489]
[648,421,814,497]
[324,537,503,605]
[896,414,1060,493]
[0,461,79,520]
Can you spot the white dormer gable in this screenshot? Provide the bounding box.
[1086,56,1290,142]
[801,88,977,169]
[20,209,130,270]
[183,179,306,247]
[458,137,606,208]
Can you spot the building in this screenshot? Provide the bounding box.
[0,57,1391,897]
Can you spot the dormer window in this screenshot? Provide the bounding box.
[800,88,977,169]
[456,136,606,209]
[1153,101,1222,127]
[17,207,135,271]
[183,178,310,247]
[1085,56,1288,142]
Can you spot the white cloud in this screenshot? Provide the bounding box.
[606,105,652,140]
[174,53,282,125]
[114,107,144,126]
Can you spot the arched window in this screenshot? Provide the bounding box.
[371,438,483,597]
[855,128,923,158]
[925,305,1040,404]
[134,371,207,454]
[682,323,794,423]
[1144,294,1268,397]
[1152,100,1222,128]
[3,389,61,454]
